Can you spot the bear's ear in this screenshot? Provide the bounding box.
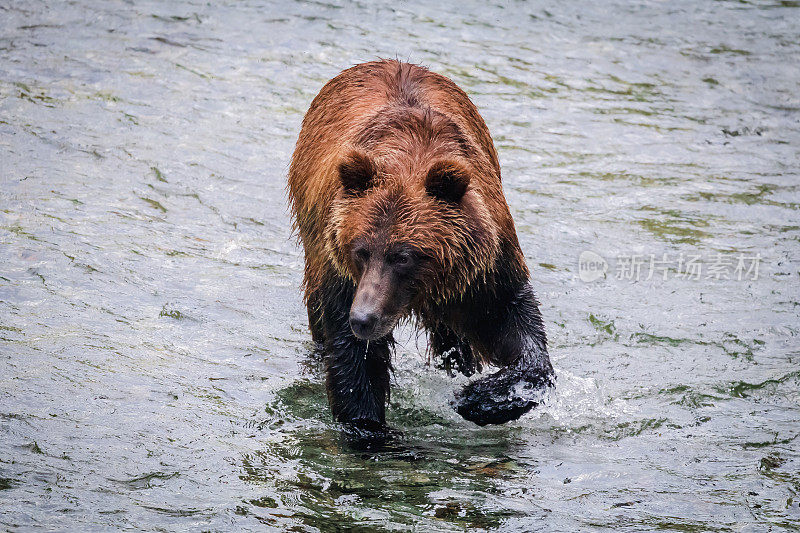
[425,160,470,204]
[339,150,377,196]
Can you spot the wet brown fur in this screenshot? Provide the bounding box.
[288,60,551,427]
[289,60,527,315]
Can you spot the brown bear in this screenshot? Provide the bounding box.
[288,60,554,428]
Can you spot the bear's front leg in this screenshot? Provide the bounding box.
[306,288,325,346]
[454,282,555,426]
[321,277,392,429]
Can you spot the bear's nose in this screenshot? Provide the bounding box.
[350,310,378,338]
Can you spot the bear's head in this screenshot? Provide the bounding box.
[327,145,499,340]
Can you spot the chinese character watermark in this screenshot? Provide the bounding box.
[578,251,761,282]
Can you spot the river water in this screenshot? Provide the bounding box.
[1,0,799,531]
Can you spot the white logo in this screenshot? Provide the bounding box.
[579,250,607,282]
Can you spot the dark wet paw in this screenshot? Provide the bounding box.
[453,385,535,426]
[345,416,387,432]
[452,367,554,426]
[340,419,401,451]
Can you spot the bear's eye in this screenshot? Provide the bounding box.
[388,253,410,266]
[354,248,370,263]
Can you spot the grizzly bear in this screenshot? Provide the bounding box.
[288,60,554,427]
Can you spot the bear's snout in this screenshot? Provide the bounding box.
[349,309,379,339]
[349,258,404,340]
